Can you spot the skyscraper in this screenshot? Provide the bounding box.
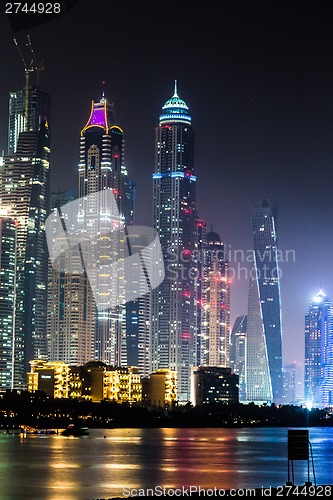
[47,191,95,365]
[8,87,50,155]
[230,315,247,401]
[304,290,333,407]
[195,218,207,365]
[245,198,283,403]
[152,81,198,403]
[78,94,134,366]
[1,119,50,387]
[125,234,152,377]
[200,231,230,367]
[0,212,17,390]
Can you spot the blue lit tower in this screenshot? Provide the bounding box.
[78,93,134,366]
[304,290,333,407]
[246,199,283,403]
[152,81,198,402]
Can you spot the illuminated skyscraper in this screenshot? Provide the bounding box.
[0,213,17,390]
[47,232,95,365]
[200,231,230,367]
[1,120,50,387]
[152,81,198,402]
[304,290,333,407]
[78,94,134,366]
[245,199,283,403]
[195,218,207,365]
[8,87,50,155]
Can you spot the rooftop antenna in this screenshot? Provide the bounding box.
[13,35,44,131]
[173,79,178,97]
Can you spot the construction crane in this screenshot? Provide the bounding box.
[13,35,44,132]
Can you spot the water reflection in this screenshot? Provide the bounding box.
[0,427,332,499]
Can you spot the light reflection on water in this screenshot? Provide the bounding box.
[0,427,332,499]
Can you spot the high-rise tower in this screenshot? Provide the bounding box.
[1,121,50,386]
[0,38,51,388]
[200,231,231,367]
[230,315,247,401]
[152,81,198,402]
[304,290,333,407]
[245,199,283,403]
[8,87,50,155]
[0,212,17,390]
[47,190,95,365]
[78,94,134,366]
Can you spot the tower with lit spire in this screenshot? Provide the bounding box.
[152,81,198,403]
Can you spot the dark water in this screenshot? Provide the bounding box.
[0,427,332,499]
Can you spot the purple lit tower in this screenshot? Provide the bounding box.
[78,94,134,366]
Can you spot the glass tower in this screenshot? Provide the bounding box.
[152,82,198,403]
[304,290,333,407]
[8,87,50,155]
[0,214,17,390]
[245,198,283,403]
[1,121,50,387]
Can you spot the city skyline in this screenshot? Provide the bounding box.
[1,1,333,371]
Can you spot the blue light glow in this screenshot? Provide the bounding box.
[170,172,185,178]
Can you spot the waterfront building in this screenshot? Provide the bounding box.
[152,81,198,403]
[245,199,283,404]
[0,213,17,390]
[230,315,247,401]
[191,366,239,406]
[304,290,333,407]
[78,94,135,366]
[27,360,70,398]
[200,231,230,367]
[1,119,50,388]
[141,369,177,408]
[27,360,142,403]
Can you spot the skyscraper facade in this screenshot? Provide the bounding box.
[47,189,95,366]
[200,231,230,367]
[0,212,17,390]
[195,218,207,365]
[304,290,333,407]
[78,95,134,366]
[245,199,283,403]
[1,119,50,388]
[8,87,51,155]
[230,314,247,401]
[152,82,198,402]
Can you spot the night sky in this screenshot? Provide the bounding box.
[1,0,333,372]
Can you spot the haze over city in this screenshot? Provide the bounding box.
[1,0,333,371]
